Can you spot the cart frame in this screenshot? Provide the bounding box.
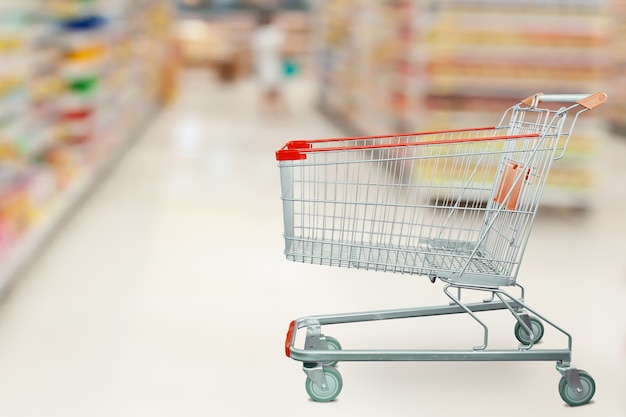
[276,92,606,405]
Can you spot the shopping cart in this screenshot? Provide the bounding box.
[276,92,607,405]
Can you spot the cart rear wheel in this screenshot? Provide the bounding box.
[323,336,341,367]
[305,367,343,402]
[558,370,595,406]
[514,317,544,345]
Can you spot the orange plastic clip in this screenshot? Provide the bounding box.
[494,162,527,210]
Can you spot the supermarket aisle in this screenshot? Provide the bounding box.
[0,70,344,415]
[0,70,623,416]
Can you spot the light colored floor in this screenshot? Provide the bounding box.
[0,70,624,416]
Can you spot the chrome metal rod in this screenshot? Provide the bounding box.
[444,284,489,351]
[290,348,571,363]
[295,299,516,328]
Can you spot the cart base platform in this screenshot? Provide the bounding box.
[284,284,595,406]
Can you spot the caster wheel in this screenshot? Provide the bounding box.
[559,370,595,406]
[305,367,343,402]
[514,317,544,345]
[323,336,341,367]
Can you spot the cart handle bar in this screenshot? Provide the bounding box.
[522,92,607,110]
[276,132,540,161]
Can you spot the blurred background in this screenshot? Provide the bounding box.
[0,0,624,415]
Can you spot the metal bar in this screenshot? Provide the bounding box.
[535,94,591,103]
[289,348,571,363]
[444,284,489,350]
[497,288,574,351]
[295,299,518,328]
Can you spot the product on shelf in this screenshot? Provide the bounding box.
[609,0,626,134]
[0,0,174,290]
[314,0,612,208]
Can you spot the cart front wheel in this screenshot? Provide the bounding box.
[323,336,341,367]
[305,367,343,402]
[514,317,544,345]
[558,370,595,406]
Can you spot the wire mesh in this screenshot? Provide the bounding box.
[278,105,570,287]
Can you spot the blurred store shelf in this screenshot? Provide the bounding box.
[312,0,615,209]
[0,0,176,294]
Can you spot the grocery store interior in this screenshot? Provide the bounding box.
[0,0,625,415]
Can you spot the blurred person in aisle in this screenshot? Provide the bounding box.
[250,8,289,119]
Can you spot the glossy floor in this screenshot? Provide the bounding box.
[0,71,624,416]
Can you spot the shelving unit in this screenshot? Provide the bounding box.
[314,0,417,135]
[609,0,626,135]
[0,0,174,294]
[313,0,612,208]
